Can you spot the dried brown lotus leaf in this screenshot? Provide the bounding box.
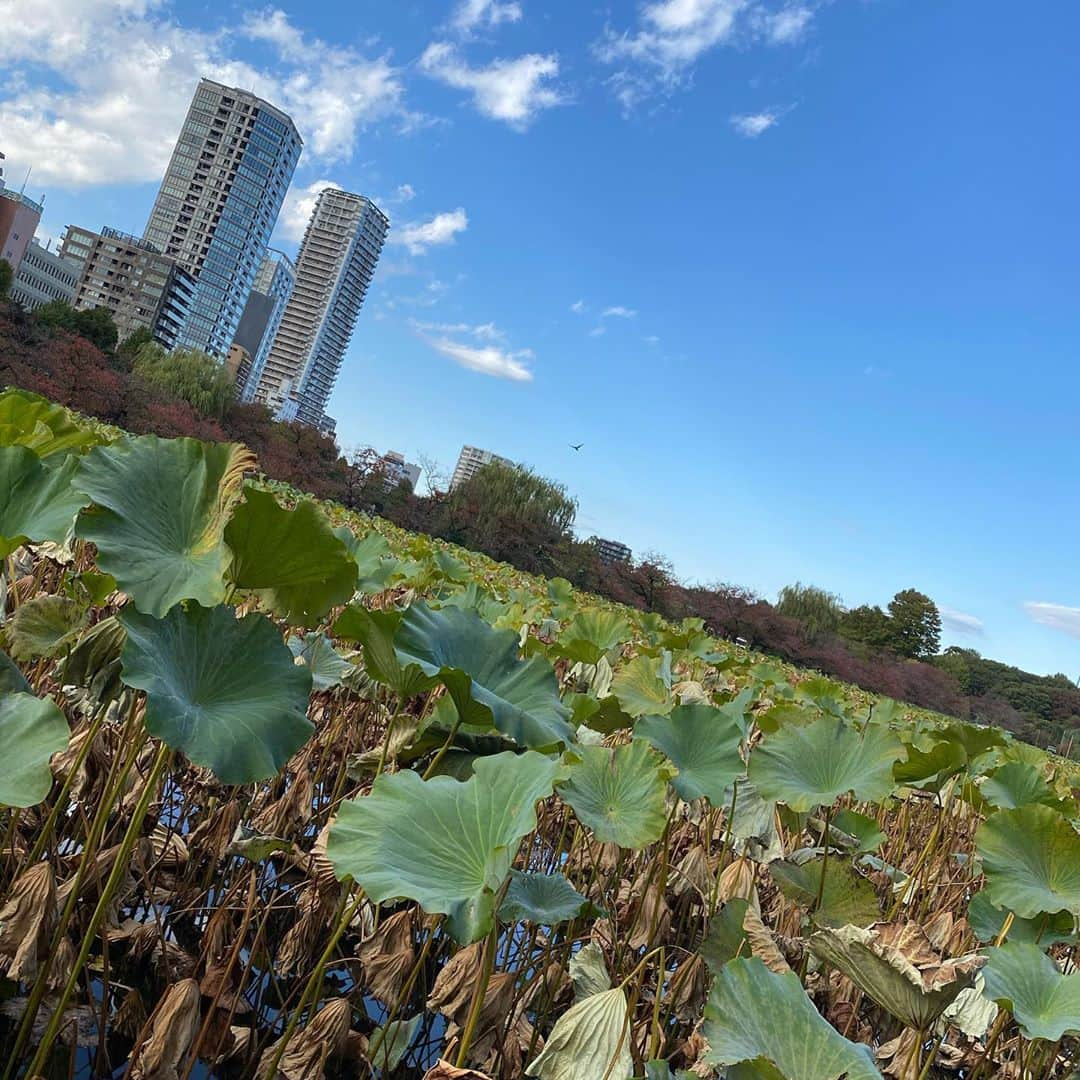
[257,998,352,1080]
[357,908,415,1003]
[131,977,201,1080]
[669,953,709,1019]
[150,824,189,868]
[188,800,243,865]
[741,902,793,975]
[423,1062,494,1080]
[0,862,56,981]
[716,859,758,909]
[672,844,714,899]
[428,942,484,1018]
[113,988,149,1039]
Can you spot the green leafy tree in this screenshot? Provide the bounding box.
[776,582,845,638]
[116,325,154,365]
[887,588,941,659]
[839,604,894,651]
[34,301,119,353]
[134,343,235,419]
[0,258,13,298]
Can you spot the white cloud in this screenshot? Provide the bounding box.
[423,335,534,381]
[602,305,637,318]
[595,0,814,108]
[1024,602,1080,639]
[411,318,507,341]
[394,207,469,255]
[731,110,781,137]
[940,607,984,636]
[419,42,566,128]
[0,3,409,189]
[452,0,523,35]
[276,178,342,244]
[395,183,416,203]
[570,299,586,313]
[588,325,606,338]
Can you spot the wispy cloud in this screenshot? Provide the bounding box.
[941,606,984,636]
[419,42,567,128]
[411,318,507,342]
[730,110,783,138]
[451,0,523,35]
[588,325,606,338]
[570,299,586,314]
[755,4,815,44]
[394,208,469,255]
[601,305,637,319]
[422,335,534,381]
[1024,602,1080,639]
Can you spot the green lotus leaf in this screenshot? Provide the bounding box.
[75,570,118,605]
[567,693,633,735]
[704,957,881,1080]
[967,891,1077,947]
[333,605,436,700]
[983,942,1080,1041]
[940,720,1009,763]
[718,687,756,740]
[808,923,983,1028]
[0,692,70,807]
[610,654,674,718]
[225,823,291,863]
[893,737,967,791]
[976,804,1080,919]
[287,632,353,691]
[558,739,675,848]
[700,898,752,974]
[332,527,396,593]
[433,548,470,582]
[748,716,903,813]
[547,577,576,618]
[370,1012,422,1072]
[226,487,357,626]
[6,594,88,661]
[0,649,30,694]
[555,610,630,666]
[830,809,887,853]
[981,761,1055,810]
[0,446,89,558]
[119,603,313,784]
[58,615,126,705]
[636,703,743,805]
[526,988,633,1080]
[74,436,253,617]
[327,750,561,943]
[0,388,103,457]
[500,870,595,925]
[771,856,882,928]
[795,676,847,718]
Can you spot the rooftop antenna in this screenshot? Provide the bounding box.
[18,166,31,196]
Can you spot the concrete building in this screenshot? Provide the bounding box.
[59,226,197,349]
[251,188,388,427]
[233,248,294,401]
[592,537,633,566]
[450,445,514,490]
[0,153,42,274]
[380,450,421,492]
[9,240,79,311]
[225,343,252,390]
[144,78,301,357]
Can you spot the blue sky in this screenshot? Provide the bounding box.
[3,1,1079,676]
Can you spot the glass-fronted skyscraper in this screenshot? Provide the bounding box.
[233,248,295,401]
[251,188,388,428]
[144,79,301,357]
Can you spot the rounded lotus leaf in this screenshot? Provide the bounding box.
[0,692,69,807]
[748,716,903,813]
[327,750,561,943]
[525,988,633,1080]
[75,436,254,617]
[499,870,594,926]
[0,446,89,558]
[120,603,313,784]
[771,856,882,929]
[0,388,104,457]
[976,804,1080,919]
[636,702,743,805]
[983,942,1080,1041]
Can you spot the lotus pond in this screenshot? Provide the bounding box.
[2,387,1080,1079]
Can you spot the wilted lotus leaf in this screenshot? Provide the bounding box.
[749,716,903,813]
[120,603,313,784]
[636,703,743,806]
[525,988,633,1080]
[0,862,56,981]
[554,610,630,665]
[226,487,357,627]
[357,909,415,1003]
[130,978,201,1080]
[976,804,1080,918]
[808,922,984,1028]
[328,751,561,943]
[225,823,291,863]
[558,739,675,849]
[59,615,126,706]
[983,941,1080,1041]
[0,446,88,558]
[569,942,611,1000]
[423,1063,493,1079]
[6,594,88,661]
[499,870,594,925]
[0,692,69,807]
[257,998,353,1079]
[610,654,674,718]
[75,436,253,617]
[701,898,791,975]
[287,631,353,691]
[704,957,882,1080]
[771,856,882,929]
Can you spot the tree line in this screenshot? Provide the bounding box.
[2,296,1076,751]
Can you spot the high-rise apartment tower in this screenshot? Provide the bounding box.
[250,187,388,428]
[144,79,300,357]
[233,248,295,401]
